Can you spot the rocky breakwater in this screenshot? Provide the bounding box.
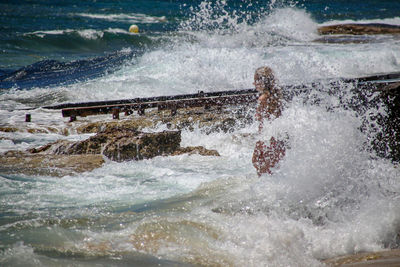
[318,23,400,35]
[55,126,219,161]
[0,105,251,177]
[315,23,400,44]
[369,82,400,163]
[0,125,219,177]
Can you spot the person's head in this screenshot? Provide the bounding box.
[254,66,276,94]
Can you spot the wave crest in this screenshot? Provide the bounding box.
[73,12,167,23]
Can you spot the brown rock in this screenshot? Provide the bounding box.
[28,143,54,153]
[54,135,107,155]
[323,249,400,266]
[0,128,219,176]
[102,130,181,161]
[28,130,218,161]
[50,127,181,161]
[0,151,104,177]
[370,83,400,162]
[1,126,220,177]
[0,129,183,176]
[0,106,246,176]
[0,127,18,133]
[172,146,220,157]
[318,23,400,35]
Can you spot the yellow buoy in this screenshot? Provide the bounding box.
[129,24,139,33]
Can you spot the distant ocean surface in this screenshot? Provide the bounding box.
[1,0,400,266]
[3,0,398,68]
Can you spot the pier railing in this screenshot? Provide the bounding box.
[42,72,400,121]
[44,88,259,121]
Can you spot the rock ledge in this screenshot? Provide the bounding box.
[1,127,219,177]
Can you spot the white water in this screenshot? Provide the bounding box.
[25,28,131,39]
[1,6,400,267]
[73,12,167,23]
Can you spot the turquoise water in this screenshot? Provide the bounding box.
[1,1,400,266]
[1,0,400,70]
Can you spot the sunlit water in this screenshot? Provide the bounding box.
[1,1,400,266]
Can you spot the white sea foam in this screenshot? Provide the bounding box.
[55,36,400,103]
[133,97,400,266]
[1,4,400,266]
[259,8,319,42]
[320,16,400,27]
[65,7,398,99]
[73,12,167,23]
[15,8,400,105]
[25,28,129,39]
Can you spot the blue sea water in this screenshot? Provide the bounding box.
[1,0,400,88]
[1,0,400,266]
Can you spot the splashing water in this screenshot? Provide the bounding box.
[1,1,400,266]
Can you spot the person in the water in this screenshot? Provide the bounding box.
[252,66,287,176]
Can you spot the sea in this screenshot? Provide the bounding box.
[1,0,400,266]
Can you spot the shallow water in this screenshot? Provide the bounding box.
[1,1,400,266]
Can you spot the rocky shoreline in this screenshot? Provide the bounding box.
[1,79,400,177]
[0,91,399,265]
[0,106,251,177]
[315,23,400,44]
[318,23,400,35]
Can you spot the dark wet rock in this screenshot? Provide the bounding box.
[2,78,399,176]
[0,127,19,133]
[370,83,400,162]
[205,117,237,134]
[28,142,54,153]
[75,106,254,135]
[348,81,400,162]
[76,119,150,134]
[292,79,400,163]
[318,23,400,35]
[1,127,219,176]
[172,146,220,157]
[1,106,236,177]
[55,134,108,155]
[33,128,182,161]
[0,151,104,177]
[102,130,182,162]
[313,35,382,44]
[56,128,219,161]
[0,125,65,134]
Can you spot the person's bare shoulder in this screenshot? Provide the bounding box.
[258,94,268,102]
